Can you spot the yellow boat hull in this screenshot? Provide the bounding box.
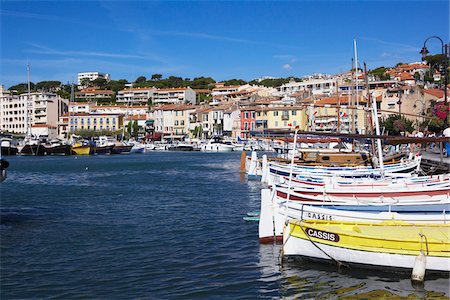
[283,220,450,271]
[287,220,450,257]
[71,145,93,155]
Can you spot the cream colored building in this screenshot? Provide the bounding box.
[117,87,155,104]
[149,104,197,138]
[69,113,123,132]
[0,86,68,134]
[152,87,196,104]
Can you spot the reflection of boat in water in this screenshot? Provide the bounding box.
[0,158,9,182]
[258,243,450,299]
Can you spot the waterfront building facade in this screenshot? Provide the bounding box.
[0,86,68,135]
[69,113,123,132]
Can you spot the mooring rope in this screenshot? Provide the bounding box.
[280,221,349,269]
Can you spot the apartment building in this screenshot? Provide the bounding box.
[116,87,155,104]
[312,95,367,133]
[0,85,68,134]
[91,104,148,116]
[278,78,337,96]
[211,85,241,96]
[152,87,196,104]
[68,102,94,114]
[78,72,110,87]
[69,113,123,132]
[0,85,26,133]
[149,104,197,138]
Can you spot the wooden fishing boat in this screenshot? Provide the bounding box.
[274,184,450,206]
[258,188,450,243]
[282,219,450,272]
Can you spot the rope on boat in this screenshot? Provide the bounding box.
[295,222,349,270]
[419,233,429,255]
[279,220,349,269]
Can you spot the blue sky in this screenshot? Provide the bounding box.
[1,0,449,88]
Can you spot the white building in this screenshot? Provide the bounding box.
[116,87,155,104]
[152,87,196,104]
[0,85,68,134]
[77,72,111,87]
[278,78,337,96]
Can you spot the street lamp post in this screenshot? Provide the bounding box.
[420,36,449,127]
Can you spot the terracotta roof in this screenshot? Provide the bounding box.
[398,72,414,81]
[193,89,212,93]
[423,89,444,98]
[315,95,367,105]
[124,114,147,121]
[153,104,197,111]
[31,124,57,129]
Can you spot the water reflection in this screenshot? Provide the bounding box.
[258,244,450,299]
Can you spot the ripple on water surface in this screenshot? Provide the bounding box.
[1,153,449,299]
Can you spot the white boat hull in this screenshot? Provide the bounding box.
[283,228,450,272]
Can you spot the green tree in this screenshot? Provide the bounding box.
[222,79,247,86]
[368,67,390,81]
[80,78,92,88]
[106,79,128,93]
[92,78,108,89]
[132,120,139,137]
[35,81,61,92]
[135,76,146,83]
[127,121,132,135]
[151,74,163,81]
[8,82,35,94]
[380,114,414,135]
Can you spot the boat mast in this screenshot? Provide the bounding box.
[69,80,74,140]
[371,90,384,176]
[354,39,359,107]
[26,61,31,138]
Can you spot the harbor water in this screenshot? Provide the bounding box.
[1,152,449,299]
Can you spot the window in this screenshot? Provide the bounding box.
[244,112,249,118]
[251,112,255,118]
[181,120,184,125]
[273,111,278,116]
[175,120,179,126]
[292,110,297,115]
[244,122,248,130]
